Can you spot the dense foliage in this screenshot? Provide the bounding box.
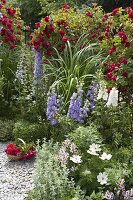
[0,1,133,200]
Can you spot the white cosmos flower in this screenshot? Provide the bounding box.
[70,155,82,164]
[106,87,118,107]
[99,152,112,160]
[97,172,108,185]
[87,143,101,155]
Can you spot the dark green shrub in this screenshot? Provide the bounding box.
[12,120,50,144]
[0,119,14,141]
[13,116,77,144]
[92,102,133,148]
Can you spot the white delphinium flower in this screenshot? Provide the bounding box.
[106,87,118,107]
[70,155,82,164]
[99,152,112,160]
[97,87,108,101]
[87,143,101,155]
[97,172,108,185]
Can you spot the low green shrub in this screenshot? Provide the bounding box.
[92,102,133,147]
[0,119,14,142]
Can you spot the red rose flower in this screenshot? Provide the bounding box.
[101,14,108,21]
[107,64,115,72]
[108,46,116,55]
[0,4,3,9]
[35,22,40,28]
[115,62,120,67]
[9,44,16,49]
[49,24,54,32]
[62,4,70,9]
[86,12,93,18]
[122,71,128,78]
[119,57,127,64]
[1,0,6,4]
[111,75,116,81]
[106,72,113,79]
[98,35,104,41]
[59,30,65,37]
[112,8,119,16]
[44,16,51,22]
[124,41,131,47]
[128,11,133,19]
[118,31,127,41]
[61,36,68,43]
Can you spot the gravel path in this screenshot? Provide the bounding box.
[0,142,34,200]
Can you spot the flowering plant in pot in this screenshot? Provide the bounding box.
[5,139,36,161]
[5,143,22,160]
